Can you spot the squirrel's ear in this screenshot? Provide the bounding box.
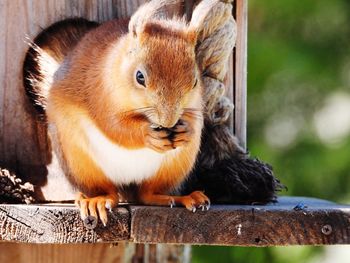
[128,9,147,37]
[129,0,182,37]
[189,0,219,36]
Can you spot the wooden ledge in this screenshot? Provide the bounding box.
[0,197,349,246]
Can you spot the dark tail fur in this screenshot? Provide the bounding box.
[181,124,284,204]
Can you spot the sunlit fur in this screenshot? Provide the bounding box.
[47,16,204,202]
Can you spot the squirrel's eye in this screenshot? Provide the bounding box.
[136,70,146,87]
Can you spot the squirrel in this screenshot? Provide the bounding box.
[23,4,210,225]
[23,1,283,226]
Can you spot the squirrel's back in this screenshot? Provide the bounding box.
[23,18,99,115]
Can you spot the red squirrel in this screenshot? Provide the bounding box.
[25,3,210,225]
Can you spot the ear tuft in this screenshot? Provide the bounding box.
[128,0,182,38]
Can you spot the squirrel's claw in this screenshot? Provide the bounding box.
[198,204,206,211]
[171,191,210,213]
[75,192,118,228]
[203,199,211,211]
[105,200,113,212]
[169,199,175,208]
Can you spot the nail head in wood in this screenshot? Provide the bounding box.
[321,225,333,236]
[84,215,98,230]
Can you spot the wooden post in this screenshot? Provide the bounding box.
[234,0,248,148]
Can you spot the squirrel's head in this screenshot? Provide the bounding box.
[102,0,208,128]
[105,0,215,128]
[119,20,202,128]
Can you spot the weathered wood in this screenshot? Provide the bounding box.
[0,243,136,263]
[114,0,184,19]
[233,0,247,148]
[114,0,147,18]
[130,197,350,246]
[0,197,349,246]
[134,244,191,263]
[0,204,129,243]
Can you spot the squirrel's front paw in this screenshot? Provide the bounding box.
[146,120,192,153]
[168,119,193,148]
[145,128,175,153]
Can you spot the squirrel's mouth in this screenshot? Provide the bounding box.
[150,123,163,129]
[150,119,184,131]
[149,116,179,129]
[150,118,179,129]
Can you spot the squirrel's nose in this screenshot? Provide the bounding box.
[158,117,178,128]
[157,110,180,128]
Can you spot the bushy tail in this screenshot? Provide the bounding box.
[182,124,285,204]
[23,18,98,115]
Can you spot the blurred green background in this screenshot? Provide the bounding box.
[193,0,350,262]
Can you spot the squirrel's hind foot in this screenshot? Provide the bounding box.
[75,192,118,227]
[175,191,210,212]
[139,191,210,212]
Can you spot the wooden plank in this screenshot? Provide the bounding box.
[233,0,247,148]
[130,197,350,246]
[0,197,349,245]
[0,243,136,263]
[114,0,184,19]
[113,0,148,18]
[135,243,191,263]
[0,204,130,243]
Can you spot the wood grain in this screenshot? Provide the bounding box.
[233,0,247,148]
[130,197,350,246]
[0,204,130,243]
[0,243,136,263]
[113,0,148,18]
[134,244,191,263]
[0,197,349,246]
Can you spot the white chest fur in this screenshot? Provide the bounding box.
[83,121,164,185]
